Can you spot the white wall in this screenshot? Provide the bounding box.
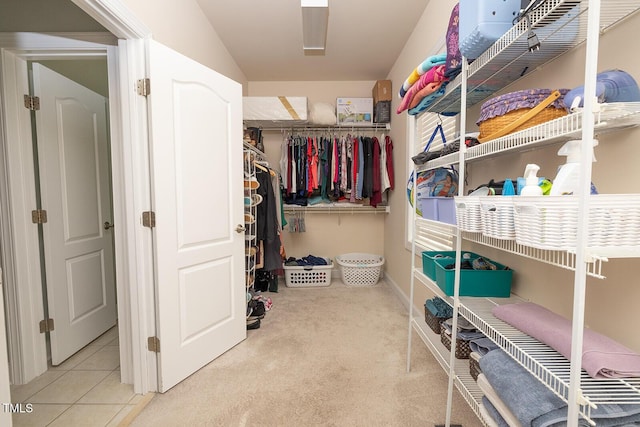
[386,3,640,352]
[120,0,247,89]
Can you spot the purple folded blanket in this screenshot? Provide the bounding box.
[493,302,640,379]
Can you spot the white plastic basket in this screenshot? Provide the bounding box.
[335,253,385,286]
[455,196,482,232]
[513,195,640,250]
[283,260,333,287]
[479,196,515,240]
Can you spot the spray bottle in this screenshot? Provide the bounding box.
[520,164,543,196]
[549,139,598,196]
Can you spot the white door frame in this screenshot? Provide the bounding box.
[0,0,157,393]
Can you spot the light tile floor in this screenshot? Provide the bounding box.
[10,326,144,427]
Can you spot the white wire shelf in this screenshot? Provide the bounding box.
[461,232,607,279]
[458,297,640,425]
[413,219,607,278]
[410,315,484,423]
[413,102,640,171]
[466,102,640,162]
[423,0,640,114]
[283,204,389,214]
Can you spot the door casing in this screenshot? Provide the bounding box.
[0,0,156,394]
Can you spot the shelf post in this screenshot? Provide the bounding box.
[568,0,602,424]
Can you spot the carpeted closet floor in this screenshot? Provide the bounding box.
[129,279,483,427]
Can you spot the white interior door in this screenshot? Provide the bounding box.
[146,40,246,392]
[32,63,117,365]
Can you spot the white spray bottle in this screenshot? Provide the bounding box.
[550,139,598,196]
[520,164,543,196]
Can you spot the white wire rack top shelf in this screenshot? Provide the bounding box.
[458,297,640,425]
[423,0,640,115]
[283,204,389,214]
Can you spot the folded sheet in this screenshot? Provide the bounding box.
[493,302,640,379]
[480,349,640,427]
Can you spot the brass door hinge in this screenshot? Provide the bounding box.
[24,95,40,111]
[32,209,48,224]
[39,318,54,333]
[142,211,156,228]
[137,78,151,96]
[148,336,160,353]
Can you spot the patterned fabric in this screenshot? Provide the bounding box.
[444,3,462,80]
[476,88,569,125]
[396,65,447,114]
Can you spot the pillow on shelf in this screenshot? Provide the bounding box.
[309,102,336,125]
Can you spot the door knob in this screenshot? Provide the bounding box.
[236,224,246,233]
[104,221,114,230]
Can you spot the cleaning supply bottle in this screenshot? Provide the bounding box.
[520,164,543,196]
[550,139,598,196]
[502,178,515,196]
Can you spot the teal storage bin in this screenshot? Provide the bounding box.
[433,257,513,297]
[421,251,479,281]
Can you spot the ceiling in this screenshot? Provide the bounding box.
[196,0,430,81]
[1,0,429,82]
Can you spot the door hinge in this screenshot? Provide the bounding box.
[39,318,55,333]
[137,78,151,96]
[148,336,160,353]
[24,95,40,111]
[31,209,48,224]
[142,211,156,228]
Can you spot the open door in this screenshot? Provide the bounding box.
[32,63,117,365]
[146,41,246,392]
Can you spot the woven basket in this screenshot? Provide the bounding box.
[477,89,569,142]
[440,323,471,359]
[469,352,482,381]
[424,307,449,335]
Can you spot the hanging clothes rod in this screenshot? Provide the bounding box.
[258,124,391,132]
[283,204,389,214]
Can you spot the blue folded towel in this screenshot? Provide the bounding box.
[480,349,640,427]
[482,396,509,427]
[425,297,453,318]
[469,337,499,356]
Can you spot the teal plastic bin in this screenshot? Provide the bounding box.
[433,257,513,297]
[421,251,479,281]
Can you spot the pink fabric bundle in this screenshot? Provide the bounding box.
[493,302,640,379]
[397,65,447,114]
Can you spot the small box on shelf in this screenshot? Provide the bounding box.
[336,97,373,125]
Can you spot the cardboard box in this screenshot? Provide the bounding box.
[372,80,392,104]
[336,97,373,125]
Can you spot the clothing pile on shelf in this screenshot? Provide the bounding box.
[280,133,394,208]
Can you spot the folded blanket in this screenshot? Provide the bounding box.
[407,83,449,116]
[397,65,447,114]
[409,81,445,110]
[425,297,452,318]
[399,53,447,98]
[477,373,521,427]
[493,302,640,379]
[480,349,640,427]
[481,398,509,427]
[469,337,499,356]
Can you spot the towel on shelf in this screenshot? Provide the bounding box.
[480,397,509,427]
[477,373,520,427]
[425,296,453,318]
[469,337,499,356]
[493,302,640,379]
[480,349,640,427]
[396,65,447,114]
[398,53,447,98]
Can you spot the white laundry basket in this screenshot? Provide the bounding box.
[335,253,384,286]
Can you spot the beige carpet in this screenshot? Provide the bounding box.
[130,280,483,427]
